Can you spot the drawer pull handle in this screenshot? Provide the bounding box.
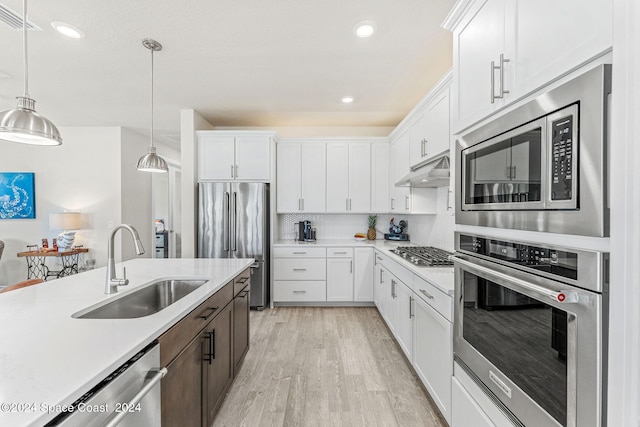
[199,306,219,321]
[419,289,434,300]
[238,277,249,283]
[292,268,307,271]
[334,251,348,254]
[292,290,307,294]
[293,252,307,254]
[237,290,249,298]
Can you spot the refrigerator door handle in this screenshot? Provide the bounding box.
[224,191,230,252]
[232,192,238,251]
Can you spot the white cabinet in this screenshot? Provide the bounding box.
[371,142,390,213]
[326,143,371,213]
[354,247,374,302]
[390,131,411,213]
[276,142,326,213]
[452,377,495,427]
[198,132,272,181]
[414,291,453,424]
[384,272,399,333]
[395,280,414,361]
[273,247,327,303]
[409,83,451,167]
[373,254,385,312]
[327,248,354,302]
[446,0,612,131]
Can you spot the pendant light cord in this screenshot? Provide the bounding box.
[22,0,29,98]
[150,45,154,148]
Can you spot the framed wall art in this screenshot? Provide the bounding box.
[0,172,36,219]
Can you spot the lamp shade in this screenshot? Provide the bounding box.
[137,146,168,172]
[0,98,62,146]
[49,212,82,231]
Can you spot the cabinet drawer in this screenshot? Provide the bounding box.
[376,251,413,287]
[413,275,452,321]
[159,281,234,367]
[233,268,251,296]
[273,281,327,302]
[327,247,354,258]
[274,258,326,280]
[273,247,326,258]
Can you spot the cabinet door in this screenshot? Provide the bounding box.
[326,257,354,302]
[374,260,385,314]
[390,132,412,213]
[512,0,612,100]
[276,143,301,212]
[395,281,414,361]
[301,143,326,212]
[452,378,495,427]
[161,335,202,427]
[425,87,451,157]
[354,248,374,302]
[235,135,270,181]
[409,112,428,167]
[233,286,250,375]
[371,142,390,212]
[414,296,453,424]
[384,274,399,334]
[456,0,509,129]
[203,303,234,426]
[198,135,236,181]
[348,143,372,212]
[326,143,350,212]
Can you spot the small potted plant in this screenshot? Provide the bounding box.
[367,215,377,240]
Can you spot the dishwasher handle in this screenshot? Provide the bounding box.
[104,367,168,427]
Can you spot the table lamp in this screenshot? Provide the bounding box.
[49,212,82,252]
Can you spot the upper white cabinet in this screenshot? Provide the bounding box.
[326,142,371,213]
[444,0,612,132]
[276,142,326,213]
[410,79,452,167]
[371,142,390,213]
[197,131,274,181]
[389,131,411,213]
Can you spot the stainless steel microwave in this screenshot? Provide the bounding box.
[456,65,612,237]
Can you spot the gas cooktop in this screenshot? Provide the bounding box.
[390,246,454,267]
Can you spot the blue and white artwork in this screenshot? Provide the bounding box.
[0,172,36,219]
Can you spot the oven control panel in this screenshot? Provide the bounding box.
[458,234,577,280]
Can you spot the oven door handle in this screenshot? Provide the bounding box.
[452,255,579,303]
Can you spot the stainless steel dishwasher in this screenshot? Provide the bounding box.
[46,341,166,427]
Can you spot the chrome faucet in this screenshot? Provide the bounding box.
[105,224,145,294]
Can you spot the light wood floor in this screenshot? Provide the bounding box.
[212,306,447,427]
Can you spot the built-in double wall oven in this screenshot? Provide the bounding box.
[453,232,609,427]
[456,65,612,237]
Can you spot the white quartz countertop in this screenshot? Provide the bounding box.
[0,257,253,427]
[274,239,454,295]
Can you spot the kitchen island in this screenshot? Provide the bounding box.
[0,257,253,427]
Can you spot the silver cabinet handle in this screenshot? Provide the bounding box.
[335,251,348,255]
[491,54,510,103]
[293,290,307,294]
[346,198,349,211]
[405,195,410,211]
[292,251,307,254]
[224,192,230,251]
[391,280,397,298]
[292,268,307,271]
[390,198,395,210]
[350,260,353,273]
[499,53,510,98]
[235,164,238,178]
[231,164,235,178]
[419,289,434,300]
[298,198,301,211]
[104,367,168,427]
[409,296,414,318]
[301,198,304,211]
[349,199,352,211]
[490,60,496,103]
[380,269,384,284]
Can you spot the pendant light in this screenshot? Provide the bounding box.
[0,0,62,145]
[136,38,168,173]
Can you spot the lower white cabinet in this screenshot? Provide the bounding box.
[414,292,452,424]
[327,257,354,302]
[395,280,414,361]
[354,248,374,301]
[273,281,327,302]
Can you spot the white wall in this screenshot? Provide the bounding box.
[0,127,122,285]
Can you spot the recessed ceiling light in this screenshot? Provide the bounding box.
[51,21,84,39]
[353,21,376,38]
[341,96,354,104]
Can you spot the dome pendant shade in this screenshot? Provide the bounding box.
[137,146,168,172]
[136,38,168,173]
[0,0,62,146]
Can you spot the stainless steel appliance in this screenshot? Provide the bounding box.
[198,182,269,310]
[389,246,453,267]
[296,220,315,242]
[452,232,609,427]
[48,342,166,426]
[456,65,611,237]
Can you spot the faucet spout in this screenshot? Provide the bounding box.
[105,224,146,295]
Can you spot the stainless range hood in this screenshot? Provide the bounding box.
[396,149,450,188]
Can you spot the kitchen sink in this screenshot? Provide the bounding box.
[73,279,209,319]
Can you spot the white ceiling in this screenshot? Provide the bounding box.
[0,0,454,146]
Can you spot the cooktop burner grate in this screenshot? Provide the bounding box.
[389,246,454,267]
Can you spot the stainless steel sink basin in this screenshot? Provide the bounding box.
[73,279,208,319]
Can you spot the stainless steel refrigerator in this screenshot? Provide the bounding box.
[198,182,270,310]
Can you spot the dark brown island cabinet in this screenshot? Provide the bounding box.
[159,268,251,427]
